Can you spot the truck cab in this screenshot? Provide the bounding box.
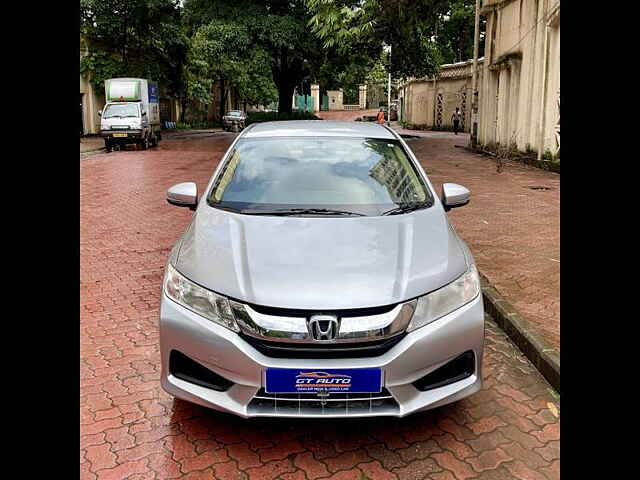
[99,78,161,152]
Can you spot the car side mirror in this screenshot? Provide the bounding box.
[441,183,470,211]
[167,182,198,211]
[141,111,147,116]
[97,111,101,116]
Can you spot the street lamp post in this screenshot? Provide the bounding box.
[470,0,481,148]
[387,45,392,126]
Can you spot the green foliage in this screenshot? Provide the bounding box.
[183,0,326,113]
[80,0,188,95]
[245,111,321,125]
[80,50,123,87]
[306,0,483,79]
[174,120,222,130]
[185,18,277,107]
[437,0,485,64]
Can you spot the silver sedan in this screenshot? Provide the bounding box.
[160,121,484,418]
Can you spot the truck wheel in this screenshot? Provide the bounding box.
[105,140,112,153]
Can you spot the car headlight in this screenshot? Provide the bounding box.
[407,264,480,332]
[164,264,240,332]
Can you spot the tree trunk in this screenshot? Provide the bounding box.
[278,82,295,114]
[219,79,226,120]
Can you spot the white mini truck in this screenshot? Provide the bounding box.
[99,78,161,152]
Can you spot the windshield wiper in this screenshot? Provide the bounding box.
[244,208,365,216]
[381,202,430,216]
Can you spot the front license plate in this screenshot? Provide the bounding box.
[265,368,382,394]
[112,133,128,137]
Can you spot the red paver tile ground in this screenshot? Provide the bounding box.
[80,130,559,480]
[401,130,560,351]
[316,109,379,121]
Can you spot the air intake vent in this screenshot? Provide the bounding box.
[169,350,233,392]
[413,351,475,391]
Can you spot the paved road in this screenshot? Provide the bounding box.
[81,132,559,480]
[403,132,559,351]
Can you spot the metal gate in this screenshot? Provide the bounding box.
[295,94,314,112]
[321,94,329,111]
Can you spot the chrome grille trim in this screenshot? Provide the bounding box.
[231,300,416,344]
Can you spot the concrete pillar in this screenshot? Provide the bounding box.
[358,85,367,109]
[311,84,320,112]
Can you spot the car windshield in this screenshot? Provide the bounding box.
[103,103,139,119]
[207,137,433,216]
[226,111,242,117]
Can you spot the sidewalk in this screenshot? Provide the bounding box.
[79,136,104,153]
[400,128,560,352]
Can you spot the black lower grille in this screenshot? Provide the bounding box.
[241,333,405,359]
[413,351,475,391]
[169,350,234,391]
[248,388,399,416]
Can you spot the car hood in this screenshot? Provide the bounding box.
[174,206,468,310]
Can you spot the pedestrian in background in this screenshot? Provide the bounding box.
[377,108,385,125]
[451,107,462,135]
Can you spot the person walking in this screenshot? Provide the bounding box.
[451,107,462,135]
[376,108,386,125]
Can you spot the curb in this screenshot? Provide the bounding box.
[480,273,560,393]
[80,147,105,157]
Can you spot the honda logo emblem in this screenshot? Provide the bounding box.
[308,314,339,341]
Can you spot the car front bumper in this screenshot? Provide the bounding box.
[100,130,143,140]
[159,292,484,418]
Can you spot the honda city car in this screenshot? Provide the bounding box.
[160,120,484,418]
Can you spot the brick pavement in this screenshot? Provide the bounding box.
[401,131,560,351]
[81,132,559,479]
[316,109,379,121]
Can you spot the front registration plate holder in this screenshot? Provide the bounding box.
[112,133,128,138]
[265,368,382,394]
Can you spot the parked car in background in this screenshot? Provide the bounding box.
[160,120,484,418]
[222,110,246,131]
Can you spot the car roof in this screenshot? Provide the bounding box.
[242,120,398,140]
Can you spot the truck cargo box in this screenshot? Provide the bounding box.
[105,78,160,126]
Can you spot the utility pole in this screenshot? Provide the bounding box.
[387,45,392,126]
[470,0,481,149]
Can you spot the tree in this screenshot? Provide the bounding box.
[306,0,446,81]
[80,0,188,97]
[183,0,323,114]
[186,19,277,119]
[435,0,485,64]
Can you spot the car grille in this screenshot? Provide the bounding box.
[247,303,397,318]
[247,388,399,416]
[240,333,405,358]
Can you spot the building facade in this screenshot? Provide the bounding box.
[398,59,484,132]
[80,38,105,135]
[478,0,560,158]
